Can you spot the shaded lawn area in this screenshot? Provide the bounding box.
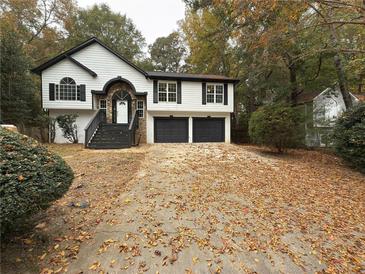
[1,144,145,274]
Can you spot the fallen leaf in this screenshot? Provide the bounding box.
[89,261,101,270]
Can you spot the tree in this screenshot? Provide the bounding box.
[65,4,146,61]
[181,0,365,133]
[0,0,77,61]
[149,31,186,72]
[0,31,41,128]
[56,114,79,143]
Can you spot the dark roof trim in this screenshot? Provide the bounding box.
[31,37,147,76]
[146,72,239,84]
[91,89,147,96]
[91,90,104,95]
[66,55,97,77]
[102,76,137,95]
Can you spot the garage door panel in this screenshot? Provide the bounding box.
[193,118,225,142]
[154,117,188,143]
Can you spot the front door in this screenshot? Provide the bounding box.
[116,100,128,123]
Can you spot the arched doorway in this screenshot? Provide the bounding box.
[101,77,138,124]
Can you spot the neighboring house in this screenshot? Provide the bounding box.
[32,37,239,148]
[296,86,360,147]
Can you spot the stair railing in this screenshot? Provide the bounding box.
[84,109,106,147]
[128,110,139,146]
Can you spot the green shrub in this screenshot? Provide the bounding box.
[332,103,365,173]
[249,104,304,153]
[0,129,74,235]
[56,114,79,143]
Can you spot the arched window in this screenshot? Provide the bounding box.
[58,77,79,100]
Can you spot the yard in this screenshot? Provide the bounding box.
[1,144,364,273]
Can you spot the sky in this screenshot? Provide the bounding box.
[77,0,186,46]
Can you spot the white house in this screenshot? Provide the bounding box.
[32,37,239,148]
[297,86,360,147]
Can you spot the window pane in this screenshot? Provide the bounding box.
[207,85,214,94]
[207,94,215,103]
[158,93,167,102]
[137,101,144,109]
[216,94,223,103]
[168,93,176,102]
[100,99,107,109]
[158,83,167,92]
[216,85,223,94]
[168,83,176,93]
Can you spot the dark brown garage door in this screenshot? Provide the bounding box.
[193,118,225,142]
[154,117,189,143]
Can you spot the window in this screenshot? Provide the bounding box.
[99,99,107,109]
[56,77,79,100]
[206,84,224,104]
[207,84,215,103]
[137,100,144,118]
[158,81,177,102]
[216,85,223,103]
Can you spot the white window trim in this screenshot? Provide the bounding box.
[99,99,107,110]
[158,81,177,103]
[206,83,224,104]
[56,77,79,101]
[137,100,144,118]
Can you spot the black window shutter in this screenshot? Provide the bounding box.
[80,84,86,101]
[177,80,182,104]
[49,83,55,101]
[202,82,206,105]
[224,83,228,105]
[153,80,158,103]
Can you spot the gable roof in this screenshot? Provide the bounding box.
[31,37,148,76]
[31,37,239,83]
[296,87,361,104]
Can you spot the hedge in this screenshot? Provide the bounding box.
[332,103,365,173]
[0,128,74,235]
[249,104,304,152]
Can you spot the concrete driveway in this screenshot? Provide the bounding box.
[65,144,364,273]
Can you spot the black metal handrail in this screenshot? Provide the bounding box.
[128,110,139,146]
[84,109,106,147]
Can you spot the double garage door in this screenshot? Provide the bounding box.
[154,117,225,143]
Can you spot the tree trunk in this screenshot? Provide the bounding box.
[332,48,353,108]
[289,64,298,105]
[328,11,353,109]
[287,57,299,105]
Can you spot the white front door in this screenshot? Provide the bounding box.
[116,100,128,123]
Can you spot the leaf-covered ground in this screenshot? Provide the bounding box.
[0,144,145,274]
[1,144,364,273]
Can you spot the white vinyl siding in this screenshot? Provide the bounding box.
[148,81,234,112]
[41,42,234,112]
[42,43,152,109]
